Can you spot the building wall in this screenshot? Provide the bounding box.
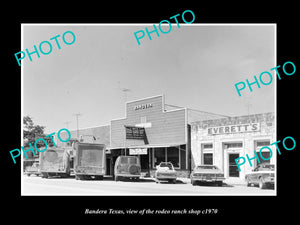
[110,95,187,148]
[191,112,275,180]
[57,125,110,147]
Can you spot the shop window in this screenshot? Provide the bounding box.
[203,153,213,165]
[154,148,165,167]
[153,147,181,169]
[225,142,243,148]
[256,140,270,148]
[167,147,180,168]
[180,145,186,170]
[203,143,213,149]
[255,151,271,167]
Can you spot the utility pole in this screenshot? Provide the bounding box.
[244,96,252,122]
[64,121,71,130]
[73,113,82,138]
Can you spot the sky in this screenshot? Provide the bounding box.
[22,24,275,134]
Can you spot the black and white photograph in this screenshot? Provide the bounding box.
[20,24,276,196]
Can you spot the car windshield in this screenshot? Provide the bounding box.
[196,165,217,170]
[260,164,275,171]
[120,157,137,164]
[159,162,173,169]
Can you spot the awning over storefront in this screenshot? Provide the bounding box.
[107,142,186,150]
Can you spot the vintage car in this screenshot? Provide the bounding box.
[245,163,275,189]
[190,165,225,186]
[114,156,141,181]
[24,162,40,176]
[154,162,177,184]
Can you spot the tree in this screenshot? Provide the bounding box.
[23,115,46,147]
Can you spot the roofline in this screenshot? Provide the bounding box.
[165,104,230,118]
[125,94,164,104]
[67,124,110,132]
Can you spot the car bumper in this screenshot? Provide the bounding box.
[115,174,141,178]
[264,177,275,184]
[75,172,105,176]
[192,177,225,182]
[40,170,67,174]
[156,175,177,180]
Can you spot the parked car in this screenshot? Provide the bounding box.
[155,162,177,184]
[24,162,40,176]
[114,156,141,181]
[190,165,225,186]
[245,163,275,189]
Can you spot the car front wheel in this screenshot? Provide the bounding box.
[259,177,266,189]
[216,181,222,186]
[191,179,196,186]
[246,177,251,187]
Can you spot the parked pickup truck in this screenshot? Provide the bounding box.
[39,147,71,178]
[74,142,106,180]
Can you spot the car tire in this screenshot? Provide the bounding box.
[216,181,223,186]
[41,173,48,178]
[95,175,103,180]
[259,177,266,189]
[246,177,251,187]
[191,179,196,186]
[128,165,139,175]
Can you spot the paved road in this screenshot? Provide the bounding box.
[22,175,275,195]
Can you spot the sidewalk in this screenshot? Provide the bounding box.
[223,178,247,186]
[177,177,247,186]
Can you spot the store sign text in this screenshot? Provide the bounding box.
[129,148,147,155]
[208,123,260,135]
[134,103,153,111]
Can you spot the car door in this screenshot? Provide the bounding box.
[252,166,260,184]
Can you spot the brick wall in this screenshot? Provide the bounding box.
[191,112,275,179]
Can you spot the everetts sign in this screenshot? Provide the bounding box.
[207,123,260,135]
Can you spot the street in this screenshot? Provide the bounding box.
[22,175,276,195]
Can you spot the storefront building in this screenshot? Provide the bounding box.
[56,95,274,180]
[110,95,188,177]
[190,112,275,180]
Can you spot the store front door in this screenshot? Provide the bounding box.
[229,153,240,177]
[140,154,150,176]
